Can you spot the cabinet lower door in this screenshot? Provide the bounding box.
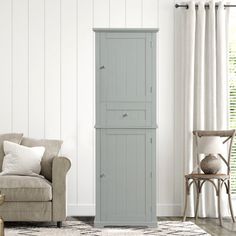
[100,129,153,224]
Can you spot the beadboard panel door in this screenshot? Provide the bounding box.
[0,0,180,217]
[99,32,152,102]
[100,129,152,223]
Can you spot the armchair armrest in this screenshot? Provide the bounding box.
[52,156,71,221]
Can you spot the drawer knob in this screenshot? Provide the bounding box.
[122,113,128,117]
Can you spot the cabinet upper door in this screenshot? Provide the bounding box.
[98,32,154,103]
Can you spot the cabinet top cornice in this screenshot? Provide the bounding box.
[93,28,159,32]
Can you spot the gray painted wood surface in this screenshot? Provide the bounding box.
[93,28,159,32]
[95,31,157,227]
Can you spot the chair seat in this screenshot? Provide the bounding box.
[185,173,229,180]
[0,175,52,202]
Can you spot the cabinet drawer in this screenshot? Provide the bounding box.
[101,103,151,127]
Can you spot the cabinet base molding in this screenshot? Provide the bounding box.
[94,220,157,228]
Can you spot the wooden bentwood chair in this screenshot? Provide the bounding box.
[183,130,236,226]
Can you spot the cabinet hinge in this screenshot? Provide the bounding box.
[150,86,152,93]
[150,172,152,178]
[150,138,152,143]
[150,207,152,214]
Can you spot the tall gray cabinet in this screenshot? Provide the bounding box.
[94,29,158,227]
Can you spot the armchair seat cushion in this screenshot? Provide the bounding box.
[0,175,52,202]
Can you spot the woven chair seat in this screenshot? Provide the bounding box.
[185,173,230,180]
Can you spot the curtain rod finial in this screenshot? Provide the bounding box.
[175,3,189,9]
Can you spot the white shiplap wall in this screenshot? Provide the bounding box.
[0,0,179,216]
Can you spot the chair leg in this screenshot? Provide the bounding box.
[57,221,62,228]
[228,193,235,223]
[195,187,200,220]
[183,178,188,221]
[218,180,222,226]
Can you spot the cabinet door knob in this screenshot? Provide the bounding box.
[122,113,128,117]
[99,65,105,70]
[100,173,105,178]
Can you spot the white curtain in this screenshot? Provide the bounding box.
[175,0,230,217]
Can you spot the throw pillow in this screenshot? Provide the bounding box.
[1,141,45,176]
[21,137,63,181]
[0,133,23,171]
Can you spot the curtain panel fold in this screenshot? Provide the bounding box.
[175,0,230,217]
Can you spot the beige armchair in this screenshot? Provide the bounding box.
[52,156,71,226]
[0,156,70,227]
[0,134,71,227]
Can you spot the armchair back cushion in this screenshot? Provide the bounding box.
[0,133,23,171]
[21,137,63,181]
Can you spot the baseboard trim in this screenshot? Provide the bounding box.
[67,204,95,216]
[157,204,182,216]
[67,204,182,217]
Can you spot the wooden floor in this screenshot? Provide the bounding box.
[73,216,236,236]
[158,217,236,236]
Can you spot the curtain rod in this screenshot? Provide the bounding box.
[175,3,236,9]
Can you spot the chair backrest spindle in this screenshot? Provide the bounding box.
[193,130,236,175]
